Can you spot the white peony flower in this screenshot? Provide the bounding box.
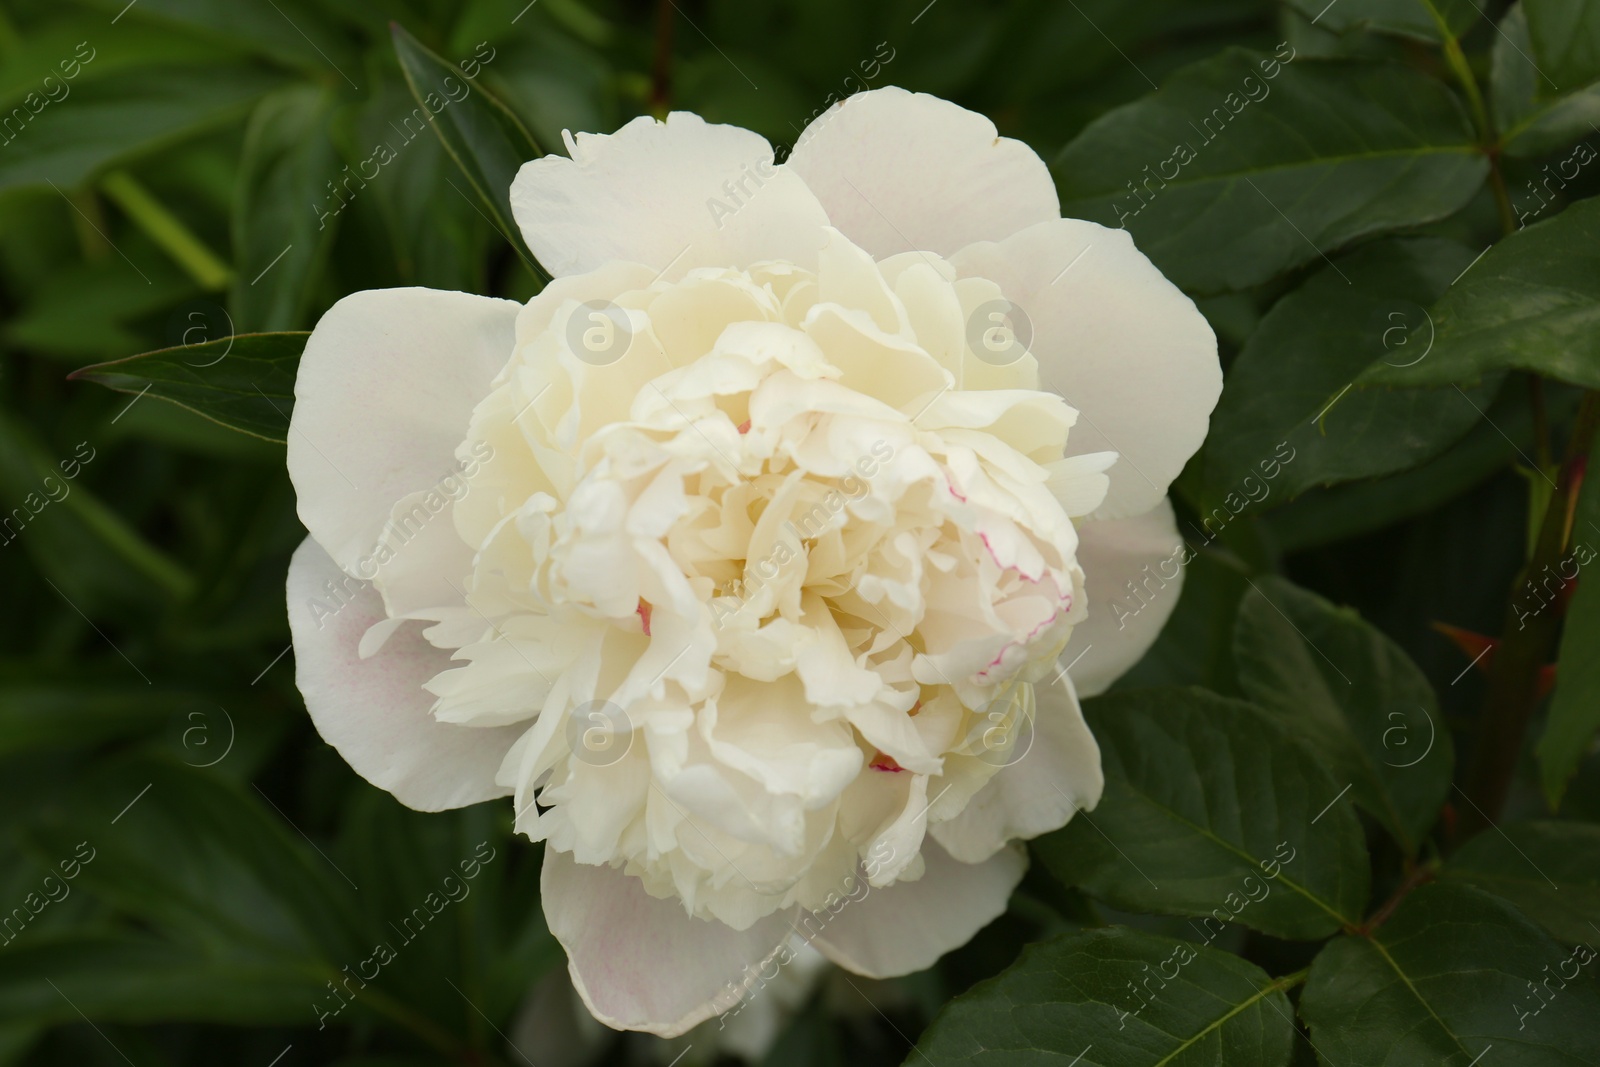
[286,86,1219,1037]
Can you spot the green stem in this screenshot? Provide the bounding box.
[1420,0,1514,234]
[1356,862,1438,935]
[101,170,233,290]
[1489,157,1518,235]
[1458,391,1600,840]
[649,0,675,116]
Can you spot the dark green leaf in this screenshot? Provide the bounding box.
[1054,51,1486,293]
[73,0,359,78]
[1284,0,1479,42]
[1444,821,1600,944]
[0,934,322,1026]
[1035,688,1369,940]
[24,757,364,965]
[1300,883,1600,1064]
[1234,575,1452,855]
[0,683,202,758]
[0,66,284,194]
[70,331,307,443]
[1366,196,1600,390]
[390,23,548,281]
[908,927,1292,1067]
[1493,4,1600,159]
[907,927,1298,1066]
[0,409,193,607]
[1525,0,1600,92]
[1262,385,1529,552]
[1537,448,1600,804]
[341,77,490,291]
[1202,238,1497,510]
[231,86,340,332]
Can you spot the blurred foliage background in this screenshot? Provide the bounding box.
[2,0,1600,1063]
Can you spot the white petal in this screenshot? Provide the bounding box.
[785,87,1058,259]
[807,839,1025,979]
[289,288,519,574]
[930,675,1103,863]
[541,849,795,1036]
[952,219,1220,518]
[285,537,519,810]
[510,114,830,278]
[1064,499,1187,697]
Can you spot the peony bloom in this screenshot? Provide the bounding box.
[286,87,1218,1036]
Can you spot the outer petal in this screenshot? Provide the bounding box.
[541,849,794,1037]
[952,218,1220,519]
[784,87,1059,260]
[931,674,1102,864]
[286,537,519,810]
[288,287,520,575]
[1064,499,1186,698]
[510,113,830,278]
[807,839,1025,979]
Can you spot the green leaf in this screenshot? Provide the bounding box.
[1525,0,1600,92]
[24,757,365,965]
[70,331,307,443]
[0,66,284,195]
[1202,238,1497,510]
[100,170,231,290]
[0,409,193,606]
[1233,575,1452,855]
[1283,0,1480,42]
[0,682,203,758]
[1443,821,1600,944]
[1493,4,1600,159]
[1365,196,1600,390]
[340,77,490,291]
[337,789,558,1029]
[1537,448,1600,804]
[1,260,194,362]
[1054,51,1487,293]
[1262,385,1530,552]
[390,23,548,281]
[1300,883,1600,1064]
[0,934,323,1026]
[75,0,360,80]
[906,927,1298,1066]
[1035,688,1370,940]
[230,86,340,331]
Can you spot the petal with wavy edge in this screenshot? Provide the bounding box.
[286,537,519,810]
[931,673,1102,863]
[952,219,1220,519]
[807,838,1025,978]
[288,288,519,575]
[510,114,830,279]
[1063,499,1186,697]
[785,87,1059,260]
[541,849,796,1036]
